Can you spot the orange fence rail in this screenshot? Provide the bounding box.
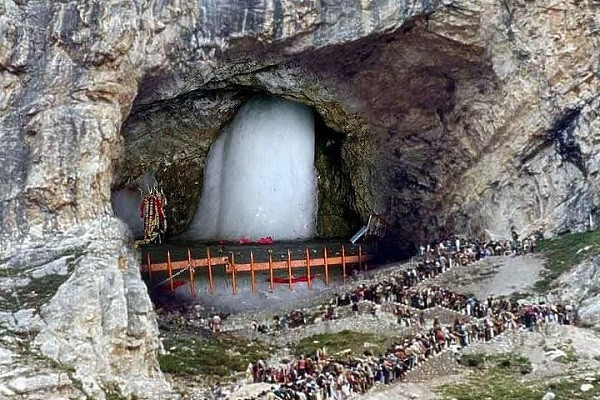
[141,244,374,296]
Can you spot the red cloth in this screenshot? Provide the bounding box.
[159,280,186,292]
[435,329,445,343]
[258,236,274,244]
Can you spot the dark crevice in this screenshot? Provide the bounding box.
[519,107,587,175]
[548,107,587,176]
[519,137,552,165]
[500,0,516,42]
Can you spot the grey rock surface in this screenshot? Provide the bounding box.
[7,373,71,395]
[550,254,600,328]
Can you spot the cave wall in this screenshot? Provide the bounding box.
[118,89,251,235]
[314,114,365,237]
[1,0,600,398]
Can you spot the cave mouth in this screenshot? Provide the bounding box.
[112,91,365,242]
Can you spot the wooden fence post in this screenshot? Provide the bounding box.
[231,252,237,295]
[269,252,274,291]
[305,247,311,289]
[167,251,174,292]
[187,248,196,298]
[250,251,256,294]
[359,244,364,271]
[206,246,214,294]
[287,249,293,291]
[341,245,347,282]
[191,256,196,296]
[323,246,329,286]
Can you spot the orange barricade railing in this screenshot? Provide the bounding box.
[141,244,373,296]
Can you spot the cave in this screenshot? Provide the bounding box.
[110,16,500,251]
[113,91,366,243]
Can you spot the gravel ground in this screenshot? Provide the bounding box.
[361,379,452,400]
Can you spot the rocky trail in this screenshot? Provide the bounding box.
[349,254,600,400]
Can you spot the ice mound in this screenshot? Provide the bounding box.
[187,95,317,240]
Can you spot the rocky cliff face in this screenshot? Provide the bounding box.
[552,254,600,327]
[1,0,599,398]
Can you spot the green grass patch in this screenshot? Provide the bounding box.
[0,249,82,312]
[535,230,600,293]
[439,371,540,400]
[439,353,600,400]
[459,353,487,368]
[477,353,533,375]
[294,330,401,358]
[547,374,600,399]
[0,273,72,312]
[438,353,537,400]
[158,333,271,382]
[23,273,71,302]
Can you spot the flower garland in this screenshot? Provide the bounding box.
[140,187,167,244]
